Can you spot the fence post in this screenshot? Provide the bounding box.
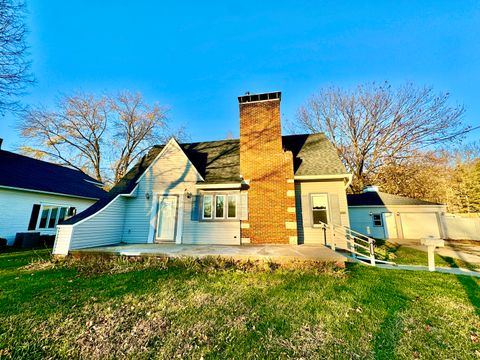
[330,224,336,251]
[369,240,376,266]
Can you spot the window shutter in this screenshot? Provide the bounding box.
[191,195,201,221]
[301,195,312,226]
[28,204,41,230]
[328,193,342,226]
[239,193,248,220]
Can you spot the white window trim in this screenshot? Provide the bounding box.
[200,192,239,222]
[372,213,383,227]
[310,193,330,228]
[37,204,75,230]
[214,194,226,219]
[227,194,237,219]
[202,194,213,219]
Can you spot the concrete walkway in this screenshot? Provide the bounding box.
[71,243,348,265]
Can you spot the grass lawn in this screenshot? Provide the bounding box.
[375,241,480,271]
[0,248,479,359]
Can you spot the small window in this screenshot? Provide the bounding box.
[227,195,237,218]
[373,214,382,227]
[203,195,213,219]
[39,207,50,229]
[215,195,225,218]
[311,194,329,226]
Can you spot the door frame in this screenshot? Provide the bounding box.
[154,194,182,243]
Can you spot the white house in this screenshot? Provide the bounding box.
[347,186,447,240]
[53,91,354,255]
[0,142,106,246]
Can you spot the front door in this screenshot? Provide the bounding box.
[156,195,178,242]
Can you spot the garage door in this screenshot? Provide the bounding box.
[400,213,440,239]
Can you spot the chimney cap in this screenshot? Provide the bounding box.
[238,91,281,104]
[363,185,379,193]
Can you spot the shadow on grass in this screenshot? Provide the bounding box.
[441,255,480,317]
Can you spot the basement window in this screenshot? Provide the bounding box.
[373,214,383,227]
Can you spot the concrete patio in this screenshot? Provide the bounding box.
[70,243,348,265]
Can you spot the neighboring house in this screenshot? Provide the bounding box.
[0,143,107,245]
[53,91,352,255]
[347,186,447,240]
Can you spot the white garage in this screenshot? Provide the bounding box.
[347,186,447,240]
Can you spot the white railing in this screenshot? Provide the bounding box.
[319,221,377,266]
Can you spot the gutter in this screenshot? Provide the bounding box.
[0,185,102,201]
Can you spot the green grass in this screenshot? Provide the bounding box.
[0,249,479,359]
[375,241,480,270]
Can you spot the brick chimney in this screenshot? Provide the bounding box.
[238,91,297,244]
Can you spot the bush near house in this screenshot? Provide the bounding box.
[0,249,479,359]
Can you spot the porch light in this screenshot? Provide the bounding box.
[145,192,151,200]
[184,189,192,199]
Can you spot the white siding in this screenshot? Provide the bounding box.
[0,188,94,245]
[69,196,128,250]
[295,179,349,248]
[182,193,241,245]
[122,143,201,243]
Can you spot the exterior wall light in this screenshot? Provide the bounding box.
[145,192,151,200]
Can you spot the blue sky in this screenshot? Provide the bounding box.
[1,0,479,150]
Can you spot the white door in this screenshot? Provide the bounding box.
[156,196,178,242]
[400,213,441,239]
[383,212,398,239]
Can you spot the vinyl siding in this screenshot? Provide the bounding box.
[348,205,446,240]
[0,187,94,245]
[121,143,200,244]
[295,179,349,248]
[182,193,241,245]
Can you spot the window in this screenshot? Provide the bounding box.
[201,192,238,221]
[227,195,237,218]
[311,194,329,226]
[37,205,76,229]
[373,214,383,227]
[203,195,213,219]
[215,195,225,218]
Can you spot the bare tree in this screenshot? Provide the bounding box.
[0,0,33,113]
[18,91,179,186]
[295,82,469,192]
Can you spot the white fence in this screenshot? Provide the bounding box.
[443,214,480,241]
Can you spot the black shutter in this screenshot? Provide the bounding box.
[28,204,41,230]
[191,195,201,221]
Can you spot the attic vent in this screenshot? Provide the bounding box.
[238,91,281,104]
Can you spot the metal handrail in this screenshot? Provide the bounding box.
[319,221,376,266]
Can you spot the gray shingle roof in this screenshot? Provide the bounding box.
[347,191,444,206]
[64,133,346,224]
[0,149,106,200]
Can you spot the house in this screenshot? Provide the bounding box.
[0,142,107,246]
[53,91,352,255]
[347,186,447,240]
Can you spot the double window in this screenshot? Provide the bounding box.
[38,205,76,229]
[202,193,237,220]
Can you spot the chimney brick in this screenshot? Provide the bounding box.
[239,92,297,244]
